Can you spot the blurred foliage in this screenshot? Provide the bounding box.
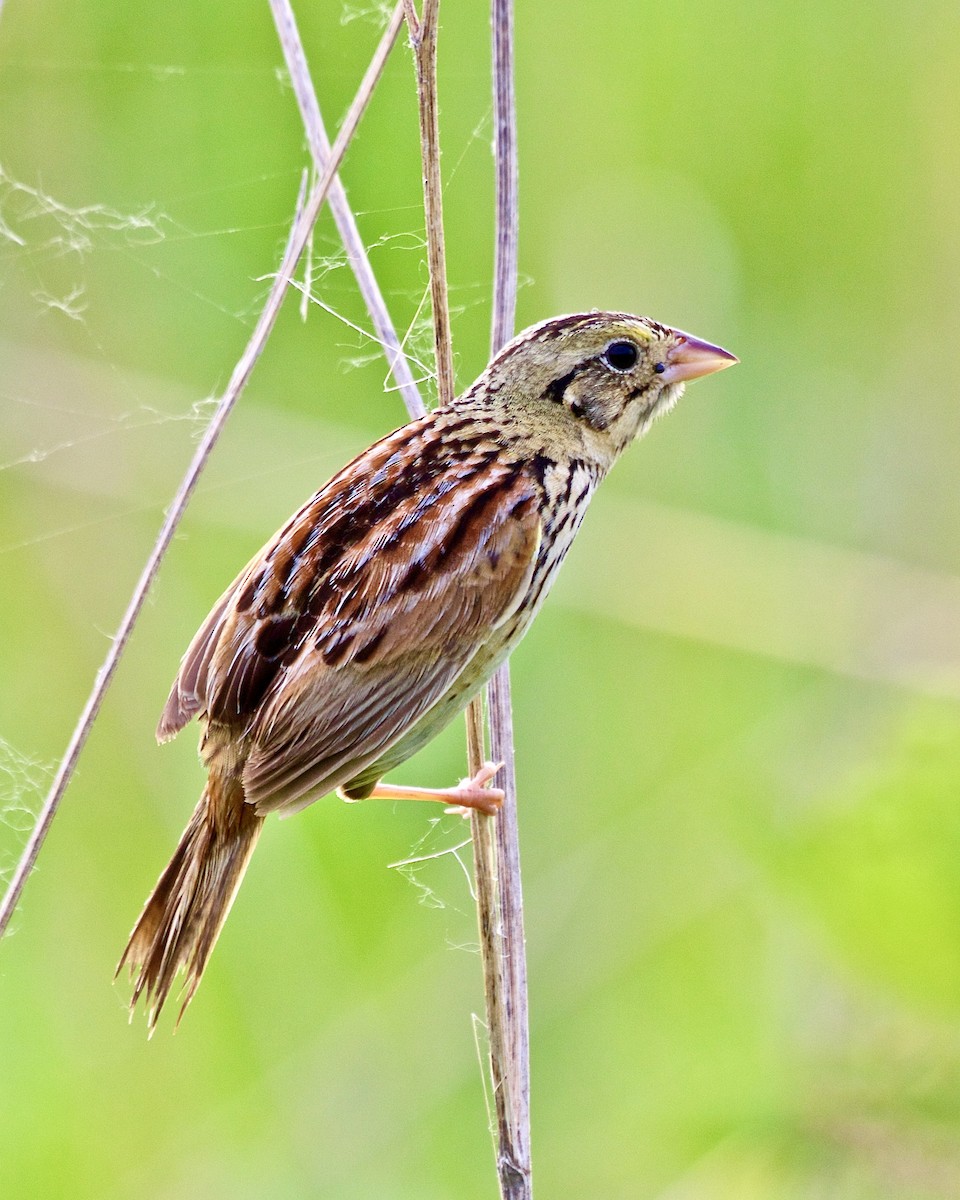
[2,0,960,1196]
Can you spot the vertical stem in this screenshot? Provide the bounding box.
[408,0,456,408]
[490,0,519,358]
[470,0,531,1196]
[407,1,529,1193]
[469,672,530,1199]
[484,669,530,1197]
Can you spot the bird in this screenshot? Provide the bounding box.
[119,310,736,1029]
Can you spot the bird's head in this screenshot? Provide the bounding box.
[462,311,737,463]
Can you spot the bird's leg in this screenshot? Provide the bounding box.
[338,761,504,816]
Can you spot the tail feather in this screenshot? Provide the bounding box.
[118,774,263,1032]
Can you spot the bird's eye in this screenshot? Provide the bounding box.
[601,340,639,373]
[654,362,665,374]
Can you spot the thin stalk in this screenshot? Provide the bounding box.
[469,0,531,1196]
[268,0,425,420]
[0,0,407,941]
[489,0,519,357]
[477,666,530,1197]
[407,0,456,408]
[407,0,531,1194]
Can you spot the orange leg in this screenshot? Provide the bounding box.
[338,762,504,816]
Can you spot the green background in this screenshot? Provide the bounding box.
[3,1,960,1196]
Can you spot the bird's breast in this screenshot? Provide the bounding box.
[524,456,602,620]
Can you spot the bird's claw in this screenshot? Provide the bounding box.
[444,761,505,817]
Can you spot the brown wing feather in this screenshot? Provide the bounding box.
[244,480,540,812]
[159,411,542,814]
[159,416,434,737]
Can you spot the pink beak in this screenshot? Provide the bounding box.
[660,331,738,384]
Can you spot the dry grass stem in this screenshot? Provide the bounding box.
[406,0,456,408]
[468,1,532,1196]
[408,0,533,1193]
[268,0,425,420]
[481,667,530,1197]
[489,0,519,356]
[0,1,407,940]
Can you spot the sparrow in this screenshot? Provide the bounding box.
[119,310,736,1028]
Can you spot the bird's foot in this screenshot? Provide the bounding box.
[443,761,505,817]
[339,761,504,816]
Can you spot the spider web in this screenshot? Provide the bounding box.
[0,736,51,892]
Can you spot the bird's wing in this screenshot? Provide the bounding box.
[243,459,541,813]
[158,416,541,813]
[158,419,437,741]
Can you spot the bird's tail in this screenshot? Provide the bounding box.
[118,773,264,1032]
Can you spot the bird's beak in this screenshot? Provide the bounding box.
[660,332,738,384]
